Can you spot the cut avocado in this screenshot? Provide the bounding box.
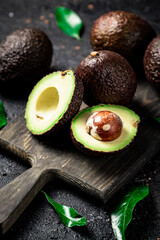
[25,70,84,135]
[71,105,140,155]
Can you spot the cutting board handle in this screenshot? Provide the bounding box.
[0,165,52,234]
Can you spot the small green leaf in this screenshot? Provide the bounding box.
[154,117,160,123]
[111,185,149,240]
[55,7,83,40]
[41,191,87,227]
[0,101,7,129]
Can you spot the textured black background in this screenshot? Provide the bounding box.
[0,0,160,239]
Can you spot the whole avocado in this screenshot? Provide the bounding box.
[143,35,160,88]
[90,11,155,64]
[75,50,137,106]
[0,28,53,86]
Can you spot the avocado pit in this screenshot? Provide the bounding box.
[86,111,122,141]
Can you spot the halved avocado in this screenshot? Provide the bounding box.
[25,70,84,135]
[71,105,140,155]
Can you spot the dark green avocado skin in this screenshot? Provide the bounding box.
[0,28,53,86]
[75,50,137,106]
[143,35,160,88]
[90,11,156,66]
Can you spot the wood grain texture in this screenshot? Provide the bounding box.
[0,81,160,234]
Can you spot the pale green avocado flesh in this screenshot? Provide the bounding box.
[71,105,140,153]
[25,70,75,134]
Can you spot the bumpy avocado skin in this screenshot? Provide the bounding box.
[75,50,137,106]
[90,11,155,64]
[143,35,160,88]
[0,28,53,85]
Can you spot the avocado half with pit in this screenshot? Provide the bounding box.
[71,105,140,155]
[25,70,84,135]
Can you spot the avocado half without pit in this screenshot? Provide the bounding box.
[71,105,140,156]
[25,70,84,135]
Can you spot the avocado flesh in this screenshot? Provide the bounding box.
[71,105,140,153]
[25,71,76,135]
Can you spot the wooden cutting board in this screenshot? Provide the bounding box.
[0,80,160,234]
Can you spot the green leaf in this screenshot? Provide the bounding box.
[0,101,7,129]
[154,117,160,123]
[111,185,149,240]
[41,191,87,227]
[55,7,83,40]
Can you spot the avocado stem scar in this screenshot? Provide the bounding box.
[61,70,68,76]
[90,51,99,56]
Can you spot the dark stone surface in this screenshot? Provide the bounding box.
[0,0,160,239]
